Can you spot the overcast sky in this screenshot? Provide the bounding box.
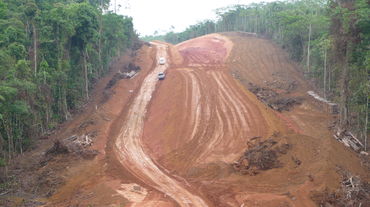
[110,0,274,36]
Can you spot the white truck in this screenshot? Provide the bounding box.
[159,57,165,65]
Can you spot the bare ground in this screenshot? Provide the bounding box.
[1,33,369,207]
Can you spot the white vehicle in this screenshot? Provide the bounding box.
[158,72,165,80]
[159,57,166,65]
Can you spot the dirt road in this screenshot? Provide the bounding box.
[140,34,278,206]
[114,42,208,207]
[41,33,369,207]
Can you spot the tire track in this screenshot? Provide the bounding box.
[189,70,253,163]
[211,72,250,132]
[217,73,256,129]
[187,72,203,142]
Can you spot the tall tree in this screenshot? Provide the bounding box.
[69,3,99,100]
[24,0,38,75]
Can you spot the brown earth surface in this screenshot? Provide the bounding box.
[2,33,369,207]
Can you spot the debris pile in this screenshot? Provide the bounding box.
[105,63,141,89]
[45,140,69,156]
[45,134,98,159]
[334,129,364,152]
[232,137,291,175]
[248,83,302,111]
[63,134,93,151]
[270,97,302,112]
[248,83,277,103]
[124,63,141,72]
[106,71,134,89]
[311,168,370,207]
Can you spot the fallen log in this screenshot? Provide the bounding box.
[334,129,364,152]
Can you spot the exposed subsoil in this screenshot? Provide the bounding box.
[2,32,369,207]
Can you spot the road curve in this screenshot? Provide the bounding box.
[114,42,208,207]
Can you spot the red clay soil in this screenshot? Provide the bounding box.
[9,33,368,207]
[176,34,231,66]
[141,33,369,206]
[44,44,163,206]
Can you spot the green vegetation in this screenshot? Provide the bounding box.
[0,0,137,162]
[150,0,369,149]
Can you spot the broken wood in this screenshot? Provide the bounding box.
[45,134,96,159]
[334,129,364,152]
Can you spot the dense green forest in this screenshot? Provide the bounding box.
[144,0,369,149]
[0,0,137,165]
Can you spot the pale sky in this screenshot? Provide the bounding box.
[110,0,274,36]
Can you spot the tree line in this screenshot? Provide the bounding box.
[0,0,137,166]
[144,0,369,150]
